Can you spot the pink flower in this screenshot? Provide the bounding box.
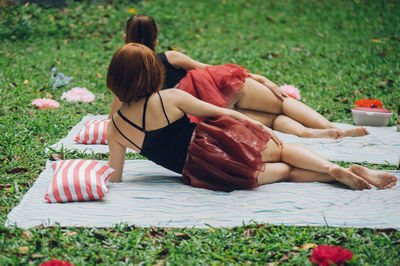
[310,245,353,266]
[32,98,60,109]
[61,87,95,103]
[279,84,301,100]
[40,259,74,266]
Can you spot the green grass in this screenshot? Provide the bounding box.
[0,0,399,264]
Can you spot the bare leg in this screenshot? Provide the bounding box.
[287,168,335,183]
[236,78,283,113]
[257,163,335,185]
[273,115,343,138]
[235,78,369,137]
[235,108,277,127]
[238,109,343,138]
[342,127,370,137]
[280,97,336,129]
[349,165,397,189]
[236,78,336,129]
[261,141,371,190]
[257,163,291,185]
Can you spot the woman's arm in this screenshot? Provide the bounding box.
[165,51,209,70]
[108,137,127,182]
[168,89,282,145]
[250,73,288,100]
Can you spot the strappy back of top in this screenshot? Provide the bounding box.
[111,91,196,174]
[112,91,170,150]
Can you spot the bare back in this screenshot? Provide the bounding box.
[108,90,186,152]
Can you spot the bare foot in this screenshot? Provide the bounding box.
[328,166,371,190]
[301,128,343,139]
[342,127,370,137]
[350,164,397,189]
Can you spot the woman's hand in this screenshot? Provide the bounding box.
[261,125,283,146]
[268,85,288,101]
[250,73,288,101]
[249,119,283,146]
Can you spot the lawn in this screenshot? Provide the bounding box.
[1,0,399,264]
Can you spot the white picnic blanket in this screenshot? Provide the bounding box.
[48,114,399,164]
[6,160,400,229]
[274,123,399,165]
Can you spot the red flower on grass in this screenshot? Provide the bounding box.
[40,259,74,266]
[309,245,353,266]
[354,98,383,108]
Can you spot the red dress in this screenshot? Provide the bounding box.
[182,115,270,192]
[178,64,251,123]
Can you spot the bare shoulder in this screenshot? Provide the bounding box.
[159,88,185,100]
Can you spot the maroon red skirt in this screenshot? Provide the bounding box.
[178,64,251,123]
[182,115,270,192]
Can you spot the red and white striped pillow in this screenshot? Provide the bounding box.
[45,159,115,203]
[74,119,109,144]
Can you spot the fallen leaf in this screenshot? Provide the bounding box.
[174,232,190,239]
[370,38,381,43]
[128,8,135,13]
[6,168,28,174]
[63,231,77,237]
[18,246,29,254]
[195,34,200,39]
[96,72,103,78]
[301,243,317,250]
[45,92,53,99]
[22,231,33,240]
[9,82,16,87]
[243,228,253,237]
[32,254,44,258]
[278,254,290,263]
[13,155,22,161]
[50,153,64,161]
[291,47,301,51]
[23,80,29,85]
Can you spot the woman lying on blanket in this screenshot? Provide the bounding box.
[108,14,369,139]
[106,43,396,192]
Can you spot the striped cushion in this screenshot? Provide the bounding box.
[74,119,109,144]
[45,159,115,203]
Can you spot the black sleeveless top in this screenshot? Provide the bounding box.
[111,92,196,174]
[157,52,187,89]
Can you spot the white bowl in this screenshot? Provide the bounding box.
[351,107,392,127]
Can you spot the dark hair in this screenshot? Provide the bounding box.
[107,43,165,103]
[125,14,158,51]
